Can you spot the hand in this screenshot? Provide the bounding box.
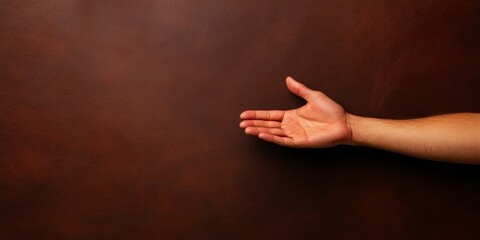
[239,77,352,148]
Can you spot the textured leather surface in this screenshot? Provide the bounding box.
[1,1,480,239]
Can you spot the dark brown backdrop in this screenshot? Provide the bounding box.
[1,0,479,239]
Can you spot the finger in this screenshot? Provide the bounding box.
[240,110,284,121]
[245,127,287,137]
[285,76,322,102]
[239,120,281,129]
[258,133,296,147]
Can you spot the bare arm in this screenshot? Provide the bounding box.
[240,77,480,164]
[347,113,480,164]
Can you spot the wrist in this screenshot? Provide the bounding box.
[345,113,362,146]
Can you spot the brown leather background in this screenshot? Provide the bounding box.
[1,0,480,239]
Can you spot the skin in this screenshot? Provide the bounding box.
[239,77,480,164]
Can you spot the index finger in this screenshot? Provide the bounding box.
[240,110,284,121]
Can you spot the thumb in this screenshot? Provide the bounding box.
[286,76,319,102]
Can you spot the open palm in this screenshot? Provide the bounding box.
[240,77,351,148]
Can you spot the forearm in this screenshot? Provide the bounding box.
[346,113,480,164]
